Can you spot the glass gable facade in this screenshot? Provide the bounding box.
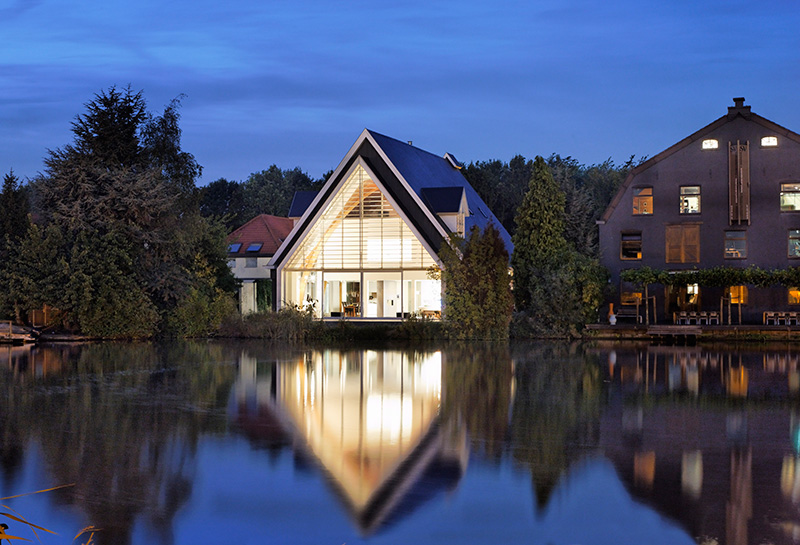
[282,164,441,319]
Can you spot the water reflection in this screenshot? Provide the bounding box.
[595,343,800,545]
[0,342,238,545]
[232,347,466,534]
[3,341,800,544]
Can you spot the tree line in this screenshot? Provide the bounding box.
[0,86,638,338]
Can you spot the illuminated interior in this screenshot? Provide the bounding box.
[632,187,653,215]
[279,349,443,510]
[282,163,441,318]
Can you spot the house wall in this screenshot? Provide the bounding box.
[228,256,271,280]
[599,113,800,323]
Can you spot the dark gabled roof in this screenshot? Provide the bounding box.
[420,187,464,214]
[272,130,513,268]
[227,214,294,257]
[600,98,800,222]
[367,130,513,252]
[288,191,318,218]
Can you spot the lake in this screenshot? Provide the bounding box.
[0,340,798,545]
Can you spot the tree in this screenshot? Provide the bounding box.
[240,165,317,222]
[27,86,236,337]
[0,170,30,243]
[438,223,513,340]
[199,178,246,230]
[3,223,69,324]
[511,157,606,336]
[511,156,569,312]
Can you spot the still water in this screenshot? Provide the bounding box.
[0,340,799,545]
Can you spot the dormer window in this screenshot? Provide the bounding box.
[702,139,719,150]
[761,136,778,147]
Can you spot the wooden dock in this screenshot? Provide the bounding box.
[0,321,37,344]
[646,325,702,339]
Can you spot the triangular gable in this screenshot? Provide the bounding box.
[278,157,440,272]
[270,130,451,269]
[600,105,800,223]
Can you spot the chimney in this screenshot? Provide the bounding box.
[728,97,751,119]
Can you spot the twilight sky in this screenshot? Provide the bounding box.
[2,0,799,185]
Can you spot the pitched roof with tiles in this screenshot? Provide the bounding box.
[227,214,294,257]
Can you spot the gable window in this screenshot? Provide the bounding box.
[665,224,700,264]
[620,232,642,260]
[632,187,653,215]
[728,285,748,304]
[781,183,800,211]
[702,139,719,150]
[761,136,778,147]
[724,231,747,259]
[679,186,701,214]
[790,230,800,258]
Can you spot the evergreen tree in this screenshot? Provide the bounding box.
[439,223,513,340]
[3,223,70,324]
[511,156,569,312]
[26,86,236,336]
[0,170,30,243]
[511,157,606,336]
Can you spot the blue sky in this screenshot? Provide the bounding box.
[2,0,799,185]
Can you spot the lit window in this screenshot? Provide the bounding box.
[761,136,778,147]
[620,292,642,305]
[620,232,642,260]
[228,243,242,253]
[702,139,719,150]
[729,285,748,304]
[245,257,258,268]
[679,186,701,214]
[724,231,747,258]
[633,187,653,215]
[789,287,800,305]
[246,243,263,252]
[790,230,800,258]
[781,183,800,211]
[687,283,700,305]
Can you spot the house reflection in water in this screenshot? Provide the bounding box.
[231,348,467,535]
[598,344,800,545]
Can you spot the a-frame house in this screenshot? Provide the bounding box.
[269,129,512,320]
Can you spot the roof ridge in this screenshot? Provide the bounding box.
[367,129,449,163]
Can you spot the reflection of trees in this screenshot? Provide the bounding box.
[509,342,601,510]
[0,342,237,545]
[442,343,514,462]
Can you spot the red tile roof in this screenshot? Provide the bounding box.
[226,214,294,257]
